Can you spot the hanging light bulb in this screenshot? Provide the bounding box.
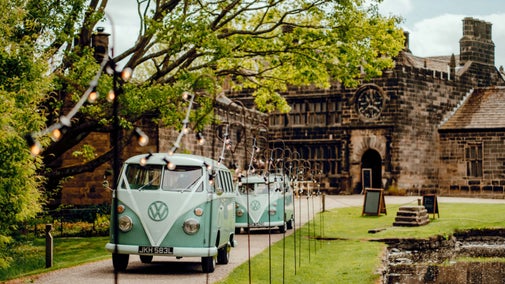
[106,90,115,102]
[121,67,132,81]
[51,128,62,141]
[139,153,153,166]
[167,160,176,170]
[203,162,212,171]
[196,132,205,146]
[25,134,41,156]
[134,127,149,147]
[182,91,191,101]
[182,125,190,134]
[163,158,176,170]
[88,90,98,103]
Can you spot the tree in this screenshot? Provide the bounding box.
[8,0,404,230]
[0,0,53,267]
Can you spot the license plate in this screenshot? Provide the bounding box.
[138,246,173,254]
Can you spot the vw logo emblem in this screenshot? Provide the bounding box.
[148,201,169,221]
[251,200,261,211]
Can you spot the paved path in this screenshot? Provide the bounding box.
[6,195,505,284]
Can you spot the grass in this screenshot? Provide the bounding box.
[0,236,110,282]
[217,202,505,284]
[2,202,505,283]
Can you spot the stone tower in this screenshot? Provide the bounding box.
[459,17,495,66]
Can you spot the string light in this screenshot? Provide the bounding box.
[106,90,115,102]
[163,158,176,170]
[182,125,190,134]
[88,90,98,103]
[196,132,205,145]
[121,67,132,81]
[134,127,149,146]
[203,162,212,171]
[24,134,41,156]
[139,152,153,166]
[51,128,62,141]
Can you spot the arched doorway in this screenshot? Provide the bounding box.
[361,149,382,190]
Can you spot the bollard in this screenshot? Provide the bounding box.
[45,224,53,268]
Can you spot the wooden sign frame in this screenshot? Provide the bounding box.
[362,188,387,216]
[422,194,439,218]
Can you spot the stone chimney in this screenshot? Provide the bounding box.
[459,17,495,66]
[403,31,411,53]
[91,27,110,63]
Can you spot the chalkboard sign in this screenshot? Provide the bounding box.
[422,194,439,218]
[362,189,387,216]
[362,168,372,190]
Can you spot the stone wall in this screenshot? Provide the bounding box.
[59,96,267,206]
[439,130,505,196]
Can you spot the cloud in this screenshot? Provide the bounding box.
[406,13,505,67]
[407,14,463,57]
[378,0,413,18]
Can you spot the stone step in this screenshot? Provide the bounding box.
[396,210,428,217]
[393,205,431,227]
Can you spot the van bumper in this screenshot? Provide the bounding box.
[105,243,217,257]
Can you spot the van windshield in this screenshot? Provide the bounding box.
[124,164,163,190]
[162,166,203,192]
[123,164,203,191]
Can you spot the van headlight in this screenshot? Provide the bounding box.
[118,215,133,232]
[183,218,200,235]
[236,209,244,217]
[269,208,277,215]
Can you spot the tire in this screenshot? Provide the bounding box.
[235,227,241,234]
[140,255,153,263]
[112,253,129,272]
[201,256,216,273]
[286,218,293,230]
[278,222,287,233]
[217,244,230,264]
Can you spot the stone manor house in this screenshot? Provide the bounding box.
[230,17,505,196]
[61,17,505,205]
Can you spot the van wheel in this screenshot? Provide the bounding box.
[217,244,230,264]
[112,253,129,272]
[201,256,216,273]
[140,255,153,263]
[287,218,293,230]
[235,227,241,234]
[279,222,287,233]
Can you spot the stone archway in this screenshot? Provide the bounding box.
[361,149,382,189]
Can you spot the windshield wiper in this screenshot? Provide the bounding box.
[179,176,202,193]
[137,177,160,191]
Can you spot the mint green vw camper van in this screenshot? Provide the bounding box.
[105,153,236,273]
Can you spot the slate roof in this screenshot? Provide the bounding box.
[439,86,505,131]
[397,51,459,73]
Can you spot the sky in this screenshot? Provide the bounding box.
[104,0,505,68]
[378,0,505,68]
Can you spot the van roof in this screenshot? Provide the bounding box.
[125,153,230,170]
[240,173,288,183]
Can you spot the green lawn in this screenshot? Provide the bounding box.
[217,202,505,283]
[0,236,110,281]
[2,202,505,283]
